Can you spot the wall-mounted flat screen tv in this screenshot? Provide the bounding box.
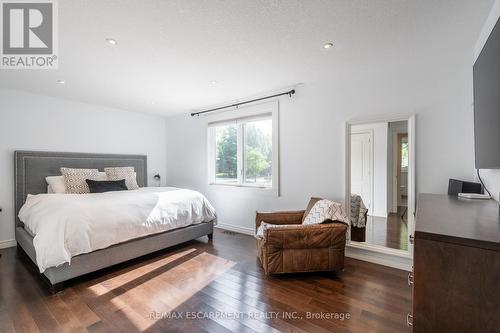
[474,17,500,169]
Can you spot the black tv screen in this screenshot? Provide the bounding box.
[474,17,500,169]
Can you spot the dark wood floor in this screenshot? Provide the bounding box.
[0,229,412,333]
[365,207,408,251]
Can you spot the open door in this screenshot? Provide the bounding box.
[351,131,373,214]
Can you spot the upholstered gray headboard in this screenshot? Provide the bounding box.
[14,151,148,227]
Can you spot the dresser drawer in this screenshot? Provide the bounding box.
[412,237,500,332]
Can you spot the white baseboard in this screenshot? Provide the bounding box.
[215,223,254,236]
[346,245,412,271]
[0,239,16,250]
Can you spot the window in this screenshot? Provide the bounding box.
[214,124,238,184]
[244,118,273,186]
[208,112,277,191]
[401,138,409,170]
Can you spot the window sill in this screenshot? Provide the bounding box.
[209,182,270,189]
[208,183,279,196]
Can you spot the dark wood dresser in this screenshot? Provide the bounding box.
[411,194,500,332]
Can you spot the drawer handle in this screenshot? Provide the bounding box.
[407,313,413,327]
[409,235,414,244]
[408,272,414,286]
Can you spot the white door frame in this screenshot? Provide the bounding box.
[344,114,416,268]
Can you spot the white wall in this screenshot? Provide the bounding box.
[0,89,167,246]
[474,0,500,61]
[161,2,496,234]
[165,47,478,234]
[473,0,500,201]
[351,122,388,217]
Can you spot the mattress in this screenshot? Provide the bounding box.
[24,224,35,238]
[18,187,216,272]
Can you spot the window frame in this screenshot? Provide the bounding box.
[207,102,279,196]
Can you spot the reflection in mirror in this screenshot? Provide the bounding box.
[350,121,409,251]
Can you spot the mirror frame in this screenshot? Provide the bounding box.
[345,114,416,258]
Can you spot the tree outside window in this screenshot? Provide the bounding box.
[211,117,273,187]
[215,125,237,183]
[401,141,409,170]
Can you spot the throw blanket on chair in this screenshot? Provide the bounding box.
[350,194,368,228]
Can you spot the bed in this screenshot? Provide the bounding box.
[14,151,216,292]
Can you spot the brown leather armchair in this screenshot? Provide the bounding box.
[255,197,348,275]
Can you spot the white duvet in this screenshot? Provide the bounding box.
[18,187,217,273]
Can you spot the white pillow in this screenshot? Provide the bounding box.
[45,172,106,194]
[45,176,67,194]
[303,199,348,225]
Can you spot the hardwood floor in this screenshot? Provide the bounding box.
[0,229,412,333]
[364,207,408,251]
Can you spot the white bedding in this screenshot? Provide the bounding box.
[18,187,216,273]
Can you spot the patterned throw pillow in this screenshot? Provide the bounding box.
[60,168,99,194]
[303,199,348,225]
[104,167,139,190]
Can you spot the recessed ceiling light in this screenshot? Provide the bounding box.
[210,80,217,85]
[56,79,65,84]
[106,38,117,45]
[323,42,334,49]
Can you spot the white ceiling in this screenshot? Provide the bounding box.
[0,0,494,117]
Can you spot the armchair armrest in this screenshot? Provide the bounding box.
[255,210,305,231]
[265,222,348,249]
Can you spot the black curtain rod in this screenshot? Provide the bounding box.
[191,89,296,117]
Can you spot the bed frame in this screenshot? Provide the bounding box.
[14,151,214,292]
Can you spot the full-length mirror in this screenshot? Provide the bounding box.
[347,117,414,254]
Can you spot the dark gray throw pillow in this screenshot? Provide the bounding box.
[85,179,128,193]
